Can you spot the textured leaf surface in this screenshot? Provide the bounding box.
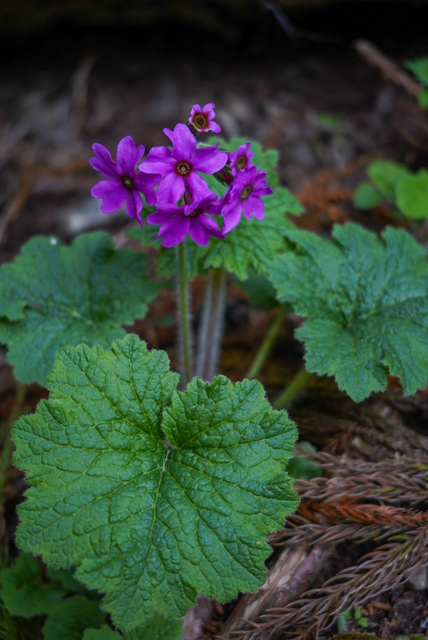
[83,627,120,640]
[0,553,64,618]
[14,334,298,631]
[0,232,158,384]
[42,595,106,640]
[83,614,183,640]
[269,224,428,401]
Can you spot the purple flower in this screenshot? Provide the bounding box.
[146,194,222,247]
[221,166,273,234]
[189,103,221,133]
[139,123,227,204]
[90,136,159,224]
[228,142,255,176]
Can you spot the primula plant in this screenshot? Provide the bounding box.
[1,102,428,639]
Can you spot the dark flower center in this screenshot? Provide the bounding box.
[121,175,135,190]
[240,185,253,201]
[236,155,247,170]
[189,207,202,218]
[193,113,208,130]
[175,161,192,177]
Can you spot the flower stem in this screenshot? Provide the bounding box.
[273,368,312,410]
[177,242,193,386]
[246,307,287,380]
[196,267,227,381]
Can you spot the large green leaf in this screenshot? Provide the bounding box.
[269,224,428,401]
[14,334,298,631]
[0,232,158,384]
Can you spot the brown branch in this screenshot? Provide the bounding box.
[355,39,422,99]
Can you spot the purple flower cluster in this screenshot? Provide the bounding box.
[90,104,273,247]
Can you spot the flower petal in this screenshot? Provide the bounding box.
[192,146,227,173]
[159,217,189,248]
[243,195,265,221]
[125,190,143,221]
[165,123,196,160]
[139,147,173,174]
[117,136,145,174]
[156,172,185,204]
[186,172,212,201]
[90,143,121,180]
[134,172,161,206]
[222,204,243,234]
[91,180,127,213]
[188,220,211,246]
[147,204,182,225]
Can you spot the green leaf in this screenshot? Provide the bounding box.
[82,614,183,640]
[233,269,280,309]
[201,187,296,280]
[418,88,428,109]
[367,160,409,201]
[0,232,158,385]
[396,170,428,219]
[269,224,428,402]
[14,334,298,631]
[0,553,64,618]
[46,567,86,593]
[83,627,120,640]
[405,57,428,86]
[124,613,183,640]
[353,183,382,209]
[42,595,106,640]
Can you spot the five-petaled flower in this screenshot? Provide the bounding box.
[229,142,255,176]
[188,103,221,133]
[139,123,227,204]
[147,194,222,247]
[221,166,273,234]
[90,136,159,224]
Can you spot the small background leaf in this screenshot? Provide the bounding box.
[41,595,106,640]
[353,183,382,209]
[0,553,64,618]
[367,160,409,201]
[395,169,428,219]
[405,57,428,85]
[0,232,158,384]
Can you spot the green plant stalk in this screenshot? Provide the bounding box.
[273,368,312,410]
[177,242,193,386]
[246,307,287,379]
[196,267,226,381]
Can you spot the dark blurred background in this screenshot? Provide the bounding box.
[1,0,428,258]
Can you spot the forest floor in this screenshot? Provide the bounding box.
[0,9,427,640]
